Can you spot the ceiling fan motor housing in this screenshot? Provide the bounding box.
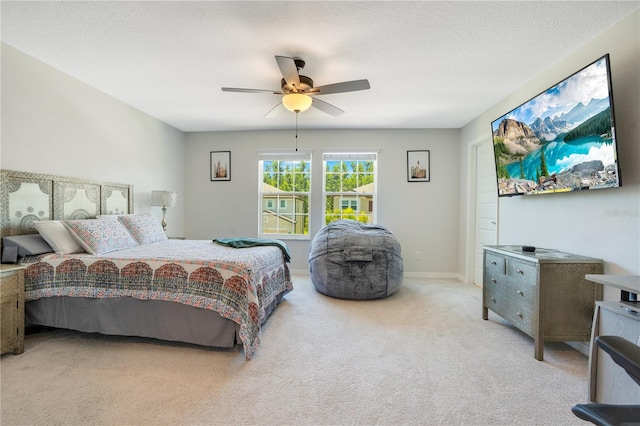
[281,75,314,93]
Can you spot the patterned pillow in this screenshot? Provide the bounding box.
[118,214,167,245]
[63,219,138,255]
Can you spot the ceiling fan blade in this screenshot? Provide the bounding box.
[275,55,301,89]
[312,98,344,117]
[222,87,283,94]
[265,102,286,118]
[310,79,370,95]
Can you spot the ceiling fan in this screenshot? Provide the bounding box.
[221,55,370,117]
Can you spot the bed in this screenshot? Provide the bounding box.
[0,170,292,360]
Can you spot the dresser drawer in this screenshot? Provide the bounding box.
[484,269,507,288]
[484,288,534,334]
[507,259,537,286]
[505,281,536,306]
[501,303,535,336]
[485,252,506,274]
[484,285,506,318]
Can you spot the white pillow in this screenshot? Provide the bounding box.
[34,220,85,254]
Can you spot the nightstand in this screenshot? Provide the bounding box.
[1,264,26,355]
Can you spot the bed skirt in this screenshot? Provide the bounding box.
[25,293,285,349]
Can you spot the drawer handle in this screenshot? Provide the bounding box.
[491,297,496,303]
[491,261,497,266]
[517,312,524,319]
[516,269,524,275]
[491,278,497,284]
[517,290,523,296]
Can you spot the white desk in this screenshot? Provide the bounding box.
[586,274,640,305]
[586,274,640,403]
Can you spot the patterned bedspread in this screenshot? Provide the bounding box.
[23,239,293,359]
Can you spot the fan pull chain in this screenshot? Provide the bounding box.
[295,111,299,151]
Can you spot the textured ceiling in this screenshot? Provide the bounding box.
[1,1,638,132]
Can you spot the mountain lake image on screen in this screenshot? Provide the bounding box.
[490,54,622,197]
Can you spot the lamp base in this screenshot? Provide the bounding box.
[161,207,167,231]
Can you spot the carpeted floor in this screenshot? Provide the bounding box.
[1,274,589,425]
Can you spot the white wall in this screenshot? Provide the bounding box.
[0,42,462,276]
[0,43,186,237]
[5,8,636,283]
[184,129,461,274]
[459,11,639,294]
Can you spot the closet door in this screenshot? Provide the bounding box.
[474,140,498,286]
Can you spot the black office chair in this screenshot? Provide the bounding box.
[572,335,640,426]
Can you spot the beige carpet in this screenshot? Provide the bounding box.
[1,274,589,425]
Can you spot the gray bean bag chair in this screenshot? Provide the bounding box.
[309,220,403,300]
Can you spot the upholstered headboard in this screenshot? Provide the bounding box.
[0,170,134,238]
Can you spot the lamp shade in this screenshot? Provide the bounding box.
[151,190,177,208]
[282,93,313,113]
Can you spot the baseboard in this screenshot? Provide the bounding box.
[290,269,463,281]
[566,341,590,357]
[402,272,463,280]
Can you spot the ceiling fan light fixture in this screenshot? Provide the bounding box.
[282,93,312,113]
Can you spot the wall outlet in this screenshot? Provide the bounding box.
[415,251,421,260]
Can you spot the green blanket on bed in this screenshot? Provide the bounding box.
[212,238,292,263]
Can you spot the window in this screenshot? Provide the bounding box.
[259,152,311,238]
[323,152,377,225]
[341,200,358,210]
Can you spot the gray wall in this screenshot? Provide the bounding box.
[459,11,639,295]
[0,43,186,238]
[185,129,461,274]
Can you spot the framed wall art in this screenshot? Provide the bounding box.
[407,150,430,182]
[210,151,231,181]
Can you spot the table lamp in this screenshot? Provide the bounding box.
[150,190,177,231]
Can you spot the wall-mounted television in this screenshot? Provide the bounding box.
[490,54,622,197]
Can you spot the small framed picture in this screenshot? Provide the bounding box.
[210,151,231,181]
[407,150,430,182]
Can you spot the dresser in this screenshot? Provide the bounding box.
[1,264,26,355]
[585,275,640,404]
[482,245,603,360]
